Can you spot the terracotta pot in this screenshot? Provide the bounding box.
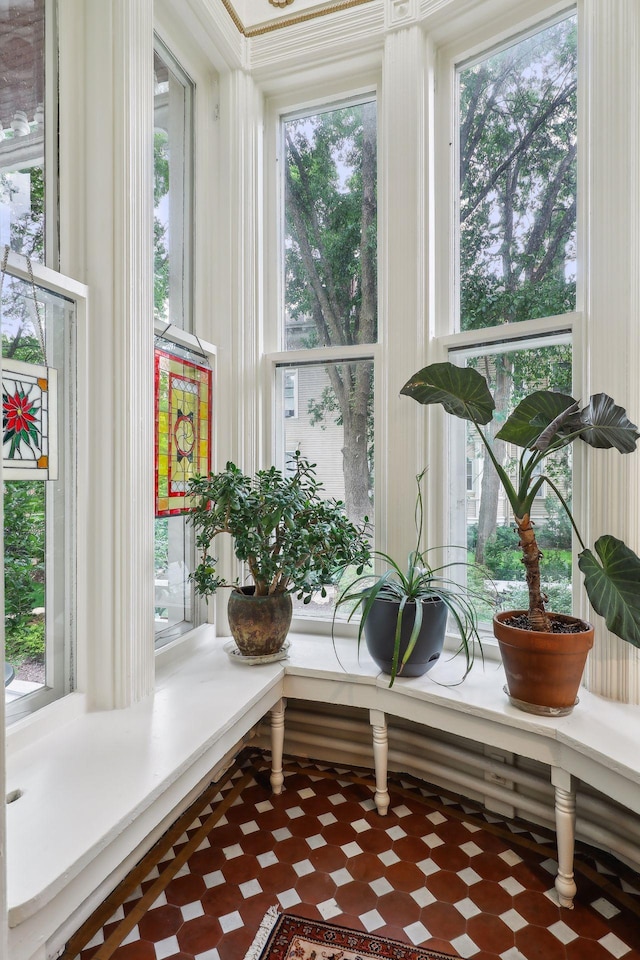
[227,587,293,657]
[493,610,594,714]
[364,596,447,679]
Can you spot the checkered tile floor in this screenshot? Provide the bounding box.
[63,750,640,960]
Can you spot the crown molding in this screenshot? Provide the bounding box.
[220,0,375,37]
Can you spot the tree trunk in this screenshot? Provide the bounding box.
[475,356,512,563]
[341,363,372,524]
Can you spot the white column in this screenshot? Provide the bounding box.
[380,24,430,558]
[551,768,577,909]
[214,68,264,633]
[60,0,155,708]
[581,0,640,703]
[370,709,390,815]
[270,698,287,794]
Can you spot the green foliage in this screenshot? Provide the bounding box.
[459,17,577,331]
[334,472,488,685]
[187,453,371,602]
[4,481,45,632]
[5,621,45,667]
[402,361,640,646]
[285,102,377,519]
[153,131,170,321]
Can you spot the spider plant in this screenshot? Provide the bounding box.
[334,471,486,686]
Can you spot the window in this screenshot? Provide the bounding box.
[0,0,54,264]
[283,369,298,419]
[153,38,193,329]
[275,97,377,618]
[457,15,577,331]
[444,13,577,625]
[3,255,81,721]
[153,38,197,646]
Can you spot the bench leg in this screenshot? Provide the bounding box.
[270,698,286,795]
[370,709,390,816]
[552,767,577,908]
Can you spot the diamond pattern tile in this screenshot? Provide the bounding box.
[62,750,640,960]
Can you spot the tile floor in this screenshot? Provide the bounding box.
[63,749,640,960]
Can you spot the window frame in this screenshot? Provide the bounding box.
[265,86,381,631]
[2,250,87,722]
[430,4,582,641]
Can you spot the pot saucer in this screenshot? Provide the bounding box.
[503,685,578,716]
[224,639,290,665]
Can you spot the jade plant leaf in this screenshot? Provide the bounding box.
[578,536,640,648]
[578,393,640,453]
[400,362,495,425]
[496,391,579,448]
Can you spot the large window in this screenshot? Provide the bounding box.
[276,97,377,618]
[3,257,79,720]
[447,13,577,624]
[153,39,197,645]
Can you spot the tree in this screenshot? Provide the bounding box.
[459,17,577,563]
[284,101,377,524]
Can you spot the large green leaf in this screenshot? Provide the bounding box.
[578,536,640,648]
[578,393,640,453]
[496,391,578,448]
[401,362,495,425]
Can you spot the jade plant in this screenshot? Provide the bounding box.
[187,452,371,602]
[401,361,640,646]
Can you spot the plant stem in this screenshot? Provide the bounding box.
[515,513,552,631]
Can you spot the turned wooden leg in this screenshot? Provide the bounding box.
[552,767,577,908]
[270,698,286,795]
[370,709,390,816]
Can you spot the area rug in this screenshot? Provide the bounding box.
[243,908,456,960]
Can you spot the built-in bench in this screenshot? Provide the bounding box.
[6,627,640,960]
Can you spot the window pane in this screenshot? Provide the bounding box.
[0,0,47,260]
[458,16,577,330]
[154,515,193,642]
[275,360,374,619]
[283,99,377,350]
[153,41,193,328]
[450,339,573,622]
[153,40,196,646]
[3,273,76,714]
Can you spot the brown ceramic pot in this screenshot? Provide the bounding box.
[493,610,594,713]
[227,586,293,657]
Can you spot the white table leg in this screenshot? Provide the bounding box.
[551,767,577,908]
[370,709,390,816]
[270,698,286,795]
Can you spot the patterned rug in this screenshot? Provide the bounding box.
[244,909,456,960]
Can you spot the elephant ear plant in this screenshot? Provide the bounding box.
[401,362,640,649]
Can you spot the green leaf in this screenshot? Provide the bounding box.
[578,536,640,648]
[578,394,640,453]
[496,391,578,448]
[400,362,495,425]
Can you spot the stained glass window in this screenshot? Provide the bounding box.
[154,344,212,517]
[2,357,57,478]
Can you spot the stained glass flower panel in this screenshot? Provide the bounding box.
[2,357,58,479]
[154,347,212,517]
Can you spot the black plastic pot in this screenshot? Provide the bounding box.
[364,595,447,678]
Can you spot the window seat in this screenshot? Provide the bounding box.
[6,629,640,960]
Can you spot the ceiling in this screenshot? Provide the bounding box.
[221,0,374,35]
